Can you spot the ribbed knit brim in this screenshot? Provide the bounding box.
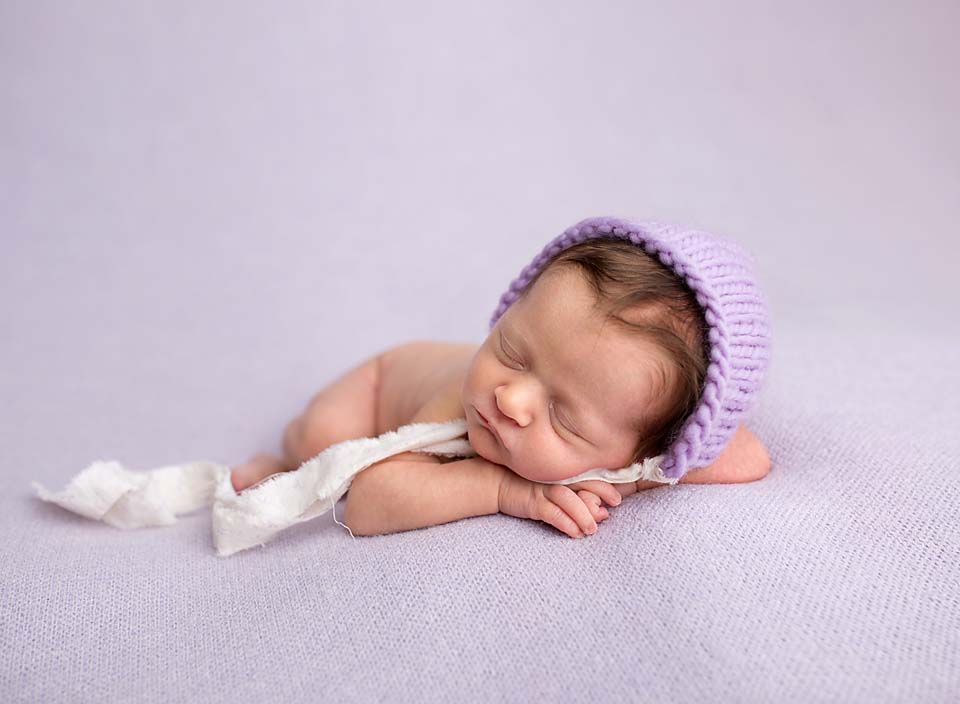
[489,216,772,480]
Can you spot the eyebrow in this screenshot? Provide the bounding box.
[499,323,599,447]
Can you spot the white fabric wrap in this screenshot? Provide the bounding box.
[31,418,674,556]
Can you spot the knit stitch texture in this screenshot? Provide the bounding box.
[490,216,773,479]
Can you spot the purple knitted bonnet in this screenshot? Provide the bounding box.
[488,215,773,481]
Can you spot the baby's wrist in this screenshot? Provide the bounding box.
[484,460,507,517]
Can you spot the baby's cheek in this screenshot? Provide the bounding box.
[507,463,536,481]
[509,458,562,484]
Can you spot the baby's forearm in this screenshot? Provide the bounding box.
[342,457,505,536]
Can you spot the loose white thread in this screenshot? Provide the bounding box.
[330,496,356,539]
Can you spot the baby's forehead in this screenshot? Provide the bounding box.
[500,310,665,422]
[520,265,604,314]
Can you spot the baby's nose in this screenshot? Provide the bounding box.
[495,385,534,427]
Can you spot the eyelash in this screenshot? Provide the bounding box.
[498,335,576,438]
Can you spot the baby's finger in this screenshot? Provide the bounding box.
[566,480,622,507]
[532,486,585,538]
[580,480,623,507]
[546,485,598,536]
[538,499,584,538]
[578,490,600,507]
[577,491,610,523]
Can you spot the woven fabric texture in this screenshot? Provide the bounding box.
[4,2,959,701]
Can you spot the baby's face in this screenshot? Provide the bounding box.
[461,266,665,482]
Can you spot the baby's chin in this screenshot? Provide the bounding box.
[465,416,576,481]
[468,441,556,481]
[466,424,517,471]
[466,426,500,463]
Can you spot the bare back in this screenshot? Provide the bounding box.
[375,340,478,434]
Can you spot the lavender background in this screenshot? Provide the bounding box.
[3,1,959,702]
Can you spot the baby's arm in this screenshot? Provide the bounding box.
[343,453,610,539]
[678,424,772,485]
[342,453,504,536]
[572,425,772,504]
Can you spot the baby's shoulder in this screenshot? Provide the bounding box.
[378,340,477,431]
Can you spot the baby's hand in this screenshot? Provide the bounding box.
[497,471,613,539]
[563,479,630,508]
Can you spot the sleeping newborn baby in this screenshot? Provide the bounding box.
[231,218,773,539]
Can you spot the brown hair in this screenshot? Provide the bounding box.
[516,238,709,463]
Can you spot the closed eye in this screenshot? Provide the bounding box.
[498,331,583,442]
[551,401,581,440]
[498,332,523,368]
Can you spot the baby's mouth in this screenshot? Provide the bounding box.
[474,406,506,449]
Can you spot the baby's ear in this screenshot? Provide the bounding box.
[680,425,772,485]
